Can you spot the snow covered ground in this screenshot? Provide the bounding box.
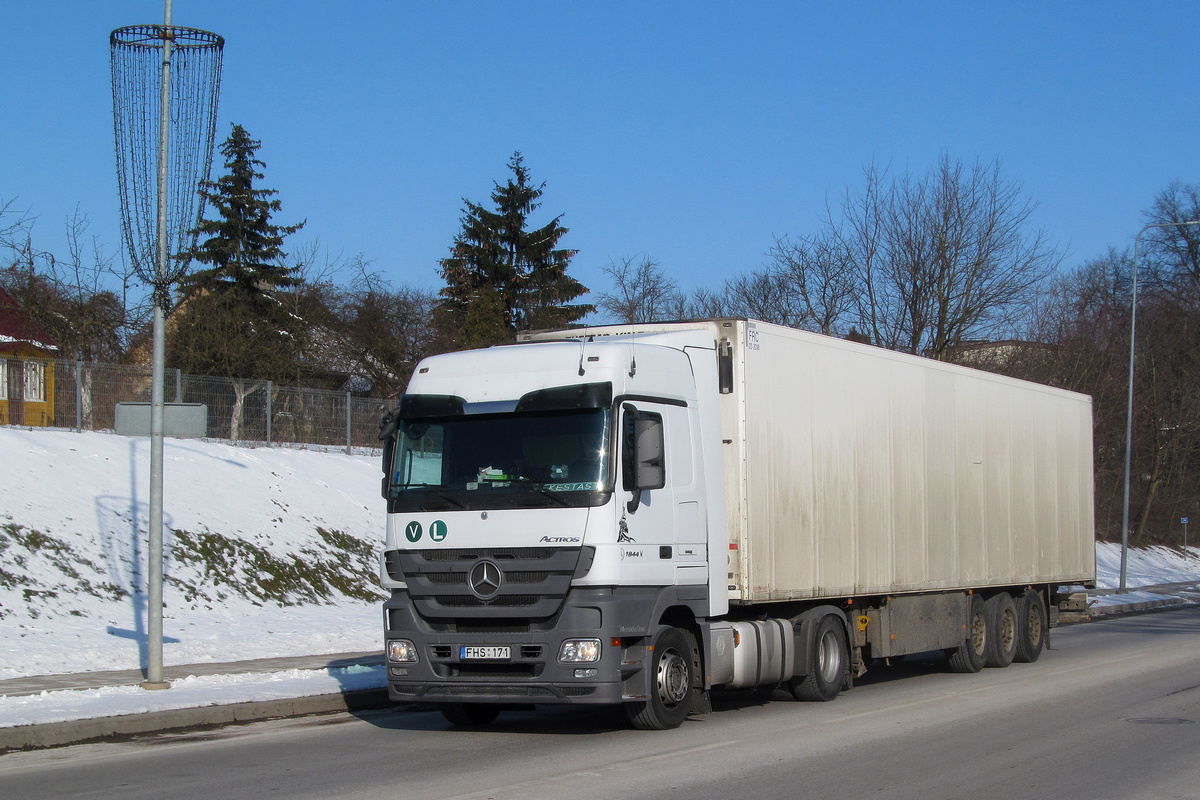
[1,428,386,680]
[1092,540,1200,606]
[1,427,1197,730]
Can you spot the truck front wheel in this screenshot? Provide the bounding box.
[626,626,694,730]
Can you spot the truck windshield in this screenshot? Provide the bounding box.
[388,407,611,511]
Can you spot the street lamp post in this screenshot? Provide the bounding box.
[111,2,222,686]
[1118,219,1200,592]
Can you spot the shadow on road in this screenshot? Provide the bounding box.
[349,701,634,735]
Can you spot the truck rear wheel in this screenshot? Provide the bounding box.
[983,592,1018,668]
[441,703,501,727]
[946,593,987,673]
[1014,589,1047,663]
[789,615,848,702]
[626,626,694,730]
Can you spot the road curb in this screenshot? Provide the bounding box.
[1090,597,1198,617]
[0,688,391,753]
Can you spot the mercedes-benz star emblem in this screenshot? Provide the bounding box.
[468,560,503,600]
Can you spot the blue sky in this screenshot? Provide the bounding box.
[4,2,1198,302]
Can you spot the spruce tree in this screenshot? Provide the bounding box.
[180,124,304,305]
[438,152,591,347]
[170,124,307,385]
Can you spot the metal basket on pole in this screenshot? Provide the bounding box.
[110,2,222,689]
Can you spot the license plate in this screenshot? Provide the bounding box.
[460,645,511,660]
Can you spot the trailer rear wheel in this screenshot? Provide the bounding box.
[441,703,501,727]
[626,626,694,730]
[983,592,1018,667]
[789,615,848,702]
[946,593,987,673]
[1014,589,1047,663]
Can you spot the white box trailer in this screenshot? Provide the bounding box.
[379,318,1095,729]
[714,319,1095,602]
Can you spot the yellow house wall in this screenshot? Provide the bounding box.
[0,347,57,427]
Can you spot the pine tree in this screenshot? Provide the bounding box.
[169,125,308,392]
[438,152,591,347]
[180,124,304,305]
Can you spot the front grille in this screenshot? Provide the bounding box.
[434,594,541,608]
[396,547,582,620]
[455,622,530,634]
[449,663,538,678]
[425,685,556,697]
[390,683,422,695]
[505,571,550,584]
[419,548,558,562]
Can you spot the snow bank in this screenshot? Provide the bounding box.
[1091,541,1200,606]
[0,428,385,680]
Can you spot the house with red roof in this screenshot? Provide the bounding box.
[0,286,58,426]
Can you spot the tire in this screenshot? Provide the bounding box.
[946,593,987,673]
[983,592,1018,668]
[789,615,849,702]
[625,626,694,730]
[1014,588,1047,663]
[441,702,501,727]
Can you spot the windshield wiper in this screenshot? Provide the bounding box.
[391,484,468,510]
[421,491,467,510]
[508,477,572,507]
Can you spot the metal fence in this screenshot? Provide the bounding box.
[0,356,390,453]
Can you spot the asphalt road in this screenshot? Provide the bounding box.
[3,607,1199,800]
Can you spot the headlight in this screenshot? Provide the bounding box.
[387,639,419,663]
[558,639,601,663]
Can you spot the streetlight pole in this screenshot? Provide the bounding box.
[1119,219,1200,592]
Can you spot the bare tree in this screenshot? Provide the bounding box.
[774,157,1060,357]
[325,265,443,397]
[0,198,30,247]
[595,257,682,324]
[681,286,731,320]
[718,271,798,326]
[830,162,898,348]
[1,204,146,361]
[765,231,856,335]
[1141,182,1200,300]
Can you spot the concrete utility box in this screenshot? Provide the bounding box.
[115,402,208,438]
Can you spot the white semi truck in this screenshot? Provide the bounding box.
[378,319,1095,729]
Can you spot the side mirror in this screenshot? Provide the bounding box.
[379,408,398,475]
[622,405,665,513]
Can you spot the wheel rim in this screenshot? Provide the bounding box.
[971,610,987,654]
[656,649,690,707]
[1027,603,1043,643]
[1001,608,1016,651]
[817,630,841,683]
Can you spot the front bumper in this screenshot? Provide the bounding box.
[384,587,647,705]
